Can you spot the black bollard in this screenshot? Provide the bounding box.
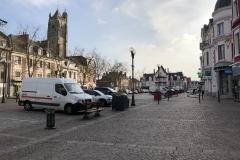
[199,91,201,103]
[218,90,220,102]
[45,109,56,129]
[158,92,159,104]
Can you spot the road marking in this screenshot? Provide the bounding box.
[1,118,38,123]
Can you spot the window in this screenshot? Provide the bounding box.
[234,0,239,19]
[46,73,51,78]
[46,62,50,69]
[206,52,209,65]
[74,72,76,79]
[69,71,72,78]
[235,33,240,55]
[29,46,33,53]
[29,59,32,67]
[15,56,21,64]
[37,73,42,78]
[38,61,42,68]
[15,71,20,77]
[218,45,225,60]
[217,23,224,35]
[38,49,42,55]
[55,84,66,95]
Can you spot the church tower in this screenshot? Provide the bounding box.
[47,9,68,58]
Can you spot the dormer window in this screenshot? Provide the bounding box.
[38,49,42,55]
[29,46,33,53]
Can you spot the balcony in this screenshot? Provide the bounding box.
[202,40,210,47]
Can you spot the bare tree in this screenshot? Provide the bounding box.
[69,46,96,88]
[135,67,146,81]
[105,59,129,89]
[12,25,47,77]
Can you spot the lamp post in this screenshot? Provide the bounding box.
[129,47,136,106]
[1,60,9,103]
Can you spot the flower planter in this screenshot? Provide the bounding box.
[154,92,161,100]
[112,95,129,111]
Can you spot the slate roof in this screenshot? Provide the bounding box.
[214,0,231,12]
[168,72,184,81]
[143,73,154,81]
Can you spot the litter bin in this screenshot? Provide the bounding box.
[45,109,56,129]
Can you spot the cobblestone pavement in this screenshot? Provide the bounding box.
[0,93,240,159]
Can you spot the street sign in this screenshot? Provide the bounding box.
[224,69,233,75]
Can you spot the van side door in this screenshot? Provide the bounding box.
[34,83,53,109]
[52,84,68,110]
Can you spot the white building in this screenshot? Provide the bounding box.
[200,0,233,98]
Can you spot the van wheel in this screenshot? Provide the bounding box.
[65,104,75,115]
[24,101,33,111]
[99,100,106,107]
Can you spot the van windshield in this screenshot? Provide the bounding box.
[64,83,84,94]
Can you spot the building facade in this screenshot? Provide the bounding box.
[200,0,233,98]
[232,0,240,100]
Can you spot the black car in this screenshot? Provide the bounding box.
[94,87,117,96]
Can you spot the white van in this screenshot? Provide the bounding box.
[18,78,93,114]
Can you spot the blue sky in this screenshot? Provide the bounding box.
[1,0,216,80]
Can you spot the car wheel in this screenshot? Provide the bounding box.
[65,104,75,115]
[24,101,33,111]
[99,100,107,107]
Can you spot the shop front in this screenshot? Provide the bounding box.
[214,61,234,98]
[232,64,240,100]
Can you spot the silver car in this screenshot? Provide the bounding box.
[83,89,112,107]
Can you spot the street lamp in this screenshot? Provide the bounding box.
[177,75,180,90]
[129,47,136,106]
[1,60,10,103]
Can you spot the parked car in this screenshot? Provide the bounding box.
[131,89,138,94]
[186,88,198,94]
[94,87,117,96]
[142,89,149,93]
[124,89,131,94]
[83,89,112,107]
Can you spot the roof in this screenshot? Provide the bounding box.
[143,73,154,81]
[214,0,231,12]
[168,72,184,81]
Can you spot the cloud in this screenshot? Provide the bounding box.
[167,48,174,52]
[113,7,119,13]
[15,0,62,7]
[141,44,156,50]
[92,1,105,12]
[98,19,107,24]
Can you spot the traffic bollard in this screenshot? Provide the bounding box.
[45,109,56,129]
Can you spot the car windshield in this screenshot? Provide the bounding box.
[108,88,116,92]
[64,83,84,94]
